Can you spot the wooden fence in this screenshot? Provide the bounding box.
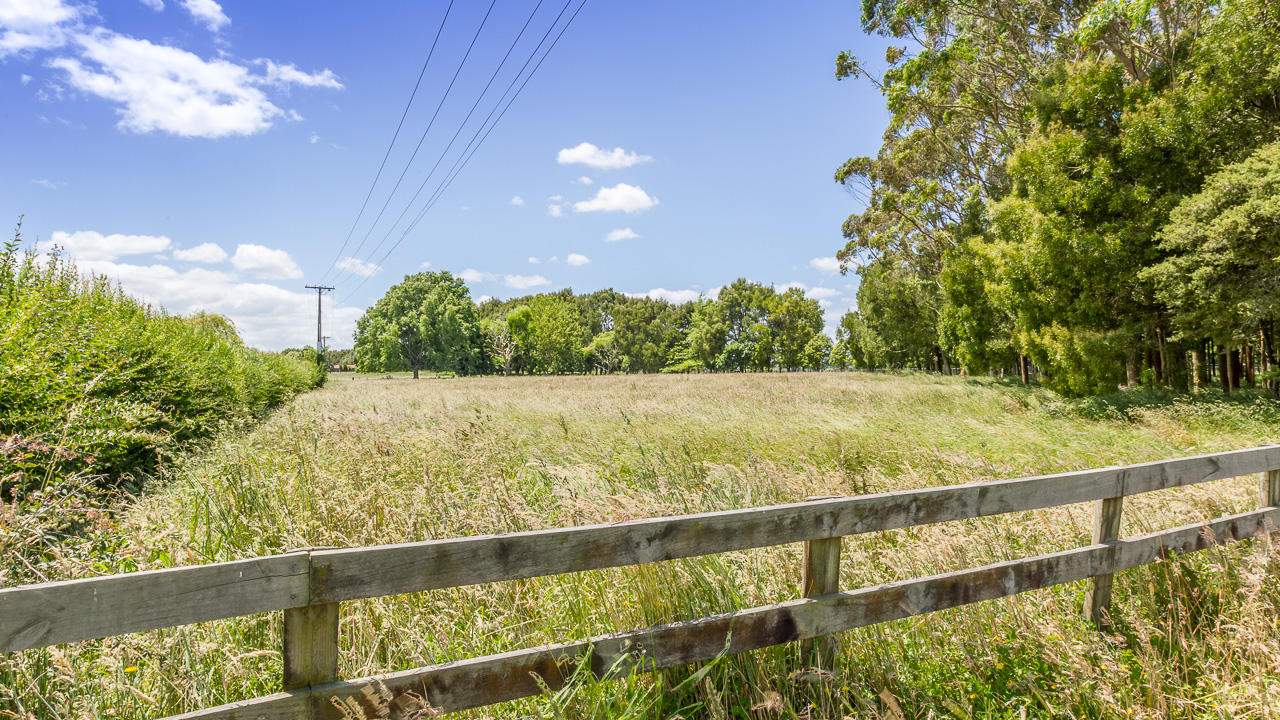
[3,446,1280,719]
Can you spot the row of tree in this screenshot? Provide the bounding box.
[833,0,1280,396]
[352,272,852,376]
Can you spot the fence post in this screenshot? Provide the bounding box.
[1083,496,1124,628]
[801,496,843,669]
[1260,469,1280,507]
[283,548,340,693]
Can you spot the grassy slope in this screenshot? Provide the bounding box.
[4,373,1280,719]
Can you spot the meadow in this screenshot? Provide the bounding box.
[3,372,1280,719]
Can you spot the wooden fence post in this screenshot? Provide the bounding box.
[1083,496,1124,628]
[800,496,843,670]
[283,548,340,693]
[1260,469,1280,507]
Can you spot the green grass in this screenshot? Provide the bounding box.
[3,372,1280,719]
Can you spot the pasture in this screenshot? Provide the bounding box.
[4,372,1280,719]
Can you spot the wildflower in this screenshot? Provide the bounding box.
[124,666,138,673]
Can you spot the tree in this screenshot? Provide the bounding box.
[802,333,834,371]
[353,271,484,378]
[521,295,588,374]
[482,316,518,376]
[1145,141,1280,396]
[768,287,824,370]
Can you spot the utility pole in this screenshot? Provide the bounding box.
[304,285,334,358]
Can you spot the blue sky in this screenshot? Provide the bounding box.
[1,0,890,349]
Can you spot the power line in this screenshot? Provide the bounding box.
[319,1,456,284]
[353,0,550,259]
[339,0,589,304]
[343,0,500,266]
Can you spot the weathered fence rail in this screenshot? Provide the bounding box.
[3,446,1280,719]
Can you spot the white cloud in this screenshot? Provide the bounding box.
[808,287,839,299]
[230,243,302,279]
[566,253,590,266]
[0,0,78,57]
[547,203,565,217]
[458,268,490,284]
[335,256,381,278]
[509,195,524,206]
[573,183,657,214]
[258,60,342,89]
[557,142,653,170]
[172,242,227,263]
[527,256,540,264]
[573,175,592,184]
[71,258,361,349]
[49,30,341,139]
[503,273,549,289]
[49,230,171,260]
[458,268,551,290]
[179,0,228,32]
[30,177,62,189]
[809,256,842,274]
[604,227,638,243]
[139,0,164,11]
[20,72,32,83]
[777,281,807,293]
[625,288,701,304]
[308,133,319,144]
[475,294,492,304]
[547,194,563,202]
[419,260,431,269]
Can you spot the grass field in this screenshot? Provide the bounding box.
[4,372,1280,719]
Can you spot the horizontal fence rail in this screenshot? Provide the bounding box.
[2,445,1279,719]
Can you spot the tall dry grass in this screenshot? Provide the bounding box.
[3,372,1279,719]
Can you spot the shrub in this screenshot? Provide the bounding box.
[0,231,322,499]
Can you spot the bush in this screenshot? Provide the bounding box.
[0,236,323,499]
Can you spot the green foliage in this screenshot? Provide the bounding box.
[0,235,322,497]
[353,271,485,378]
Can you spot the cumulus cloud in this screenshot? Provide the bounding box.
[547,202,565,217]
[777,281,807,292]
[49,230,171,260]
[179,0,228,32]
[31,178,63,189]
[573,175,592,184]
[172,242,227,263]
[625,288,702,304]
[527,257,540,264]
[557,142,652,170]
[458,268,551,290]
[807,287,839,299]
[73,258,362,349]
[503,273,549,289]
[20,72,32,83]
[230,243,302,279]
[258,60,342,89]
[509,195,524,206]
[0,0,79,57]
[335,256,381,278]
[139,0,164,11]
[308,133,319,144]
[419,260,432,269]
[573,183,657,214]
[809,256,842,274]
[48,30,341,139]
[566,253,589,266]
[604,227,638,243]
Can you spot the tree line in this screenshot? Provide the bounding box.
[833,0,1280,396]
[352,272,854,376]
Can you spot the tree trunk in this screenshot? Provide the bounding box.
[1019,354,1029,385]
[1125,348,1140,387]
[1219,352,1231,394]
[412,361,420,380]
[1191,347,1204,393]
[1245,345,1256,388]
[1165,340,1188,392]
[1227,349,1239,392]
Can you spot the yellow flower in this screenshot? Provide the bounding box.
[996,663,1004,669]
[969,694,976,699]
[124,666,138,673]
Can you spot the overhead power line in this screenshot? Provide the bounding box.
[319,1,456,284]
[339,0,590,304]
[342,0,500,267]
